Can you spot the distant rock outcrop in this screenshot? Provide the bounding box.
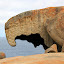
[0,53,64,64]
[5,6,64,52]
[0,52,6,59]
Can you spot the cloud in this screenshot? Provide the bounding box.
[0,23,5,37]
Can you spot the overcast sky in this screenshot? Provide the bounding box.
[0,0,64,37]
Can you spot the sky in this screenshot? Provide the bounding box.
[0,0,64,37]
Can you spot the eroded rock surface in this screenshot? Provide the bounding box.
[5,6,64,52]
[45,44,58,53]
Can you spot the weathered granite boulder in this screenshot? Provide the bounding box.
[5,6,64,52]
[0,53,64,64]
[0,52,6,59]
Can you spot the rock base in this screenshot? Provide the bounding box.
[0,53,64,64]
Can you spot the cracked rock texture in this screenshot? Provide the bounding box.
[5,6,64,51]
[0,53,64,64]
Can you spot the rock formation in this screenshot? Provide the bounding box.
[45,44,58,53]
[5,6,64,52]
[0,52,6,59]
[0,53,64,64]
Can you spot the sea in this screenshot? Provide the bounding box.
[0,37,44,58]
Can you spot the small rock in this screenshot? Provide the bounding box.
[0,52,6,59]
[45,44,58,53]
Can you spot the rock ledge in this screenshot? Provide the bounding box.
[0,53,64,64]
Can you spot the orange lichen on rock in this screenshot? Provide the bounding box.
[0,53,64,64]
[5,6,64,52]
[0,52,6,59]
[1,53,5,56]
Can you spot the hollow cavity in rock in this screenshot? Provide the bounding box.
[15,33,48,50]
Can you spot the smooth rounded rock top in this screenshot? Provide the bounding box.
[0,53,64,64]
[0,52,6,59]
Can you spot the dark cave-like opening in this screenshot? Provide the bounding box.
[15,33,48,50]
